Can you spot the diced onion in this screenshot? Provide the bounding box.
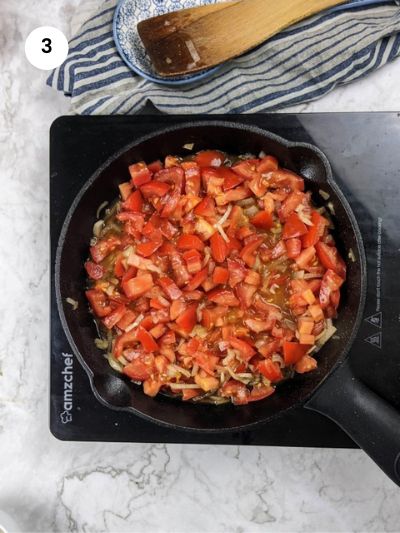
[95,338,109,350]
[183,143,194,150]
[190,325,208,338]
[319,190,330,201]
[258,150,266,158]
[327,202,336,215]
[348,248,356,262]
[237,198,255,207]
[66,297,78,310]
[293,270,305,279]
[244,205,259,218]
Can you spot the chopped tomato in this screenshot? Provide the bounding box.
[90,235,121,263]
[210,232,228,263]
[286,238,302,259]
[316,242,346,278]
[240,237,263,267]
[123,354,155,381]
[221,380,249,405]
[185,267,208,291]
[122,273,153,299]
[257,155,278,173]
[213,266,229,284]
[223,170,244,191]
[295,246,316,269]
[229,337,255,361]
[136,239,163,258]
[85,289,111,318]
[193,196,216,217]
[157,277,182,300]
[140,181,170,197]
[148,160,163,173]
[302,211,328,248]
[319,268,345,309]
[295,355,318,373]
[103,305,127,330]
[129,162,152,187]
[85,261,104,280]
[177,234,205,252]
[86,149,345,405]
[208,288,239,306]
[122,190,143,212]
[183,249,202,274]
[282,213,308,240]
[136,326,159,352]
[257,359,283,382]
[283,342,311,365]
[250,211,273,230]
[176,304,198,333]
[195,150,225,168]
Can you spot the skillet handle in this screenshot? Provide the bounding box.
[305,359,400,487]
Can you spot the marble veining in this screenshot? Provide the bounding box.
[1,1,400,531]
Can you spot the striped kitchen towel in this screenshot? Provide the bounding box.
[47,0,400,114]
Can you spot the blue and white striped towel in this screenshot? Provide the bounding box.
[47,0,400,114]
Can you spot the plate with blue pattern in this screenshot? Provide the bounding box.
[113,0,222,85]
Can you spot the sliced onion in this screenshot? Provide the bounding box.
[216,224,230,243]
[190,325,208,338]
[244,205,259,218]
[125,313,143,332]
[319,189,330,200]
[168,382,200,390]
[66,297,78,310]
[215,203,232,227]
[108,353,123,373]
[168,364,191,378]
[304,272,323,279]
[96,201,109,219]
[348,248,356,262]
[272,354,285,367]
[93,219,105,237]
[327,202,336,215]
[95,338,108,350]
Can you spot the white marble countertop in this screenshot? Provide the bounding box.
[1,1,400,532]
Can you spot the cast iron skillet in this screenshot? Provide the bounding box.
[55,121,400,486]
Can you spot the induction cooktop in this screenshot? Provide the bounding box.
[50,112,400,444]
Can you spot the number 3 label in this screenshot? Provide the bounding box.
[41,38,52,54]
[25,27,68,70]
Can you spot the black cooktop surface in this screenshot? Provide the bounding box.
[50,112,400,444]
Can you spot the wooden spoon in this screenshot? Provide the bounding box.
[137,0,348,77]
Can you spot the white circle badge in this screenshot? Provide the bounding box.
[25,26,69,70]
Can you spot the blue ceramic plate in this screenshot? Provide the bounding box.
[113,0,222,85]
[113,0,394,86]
